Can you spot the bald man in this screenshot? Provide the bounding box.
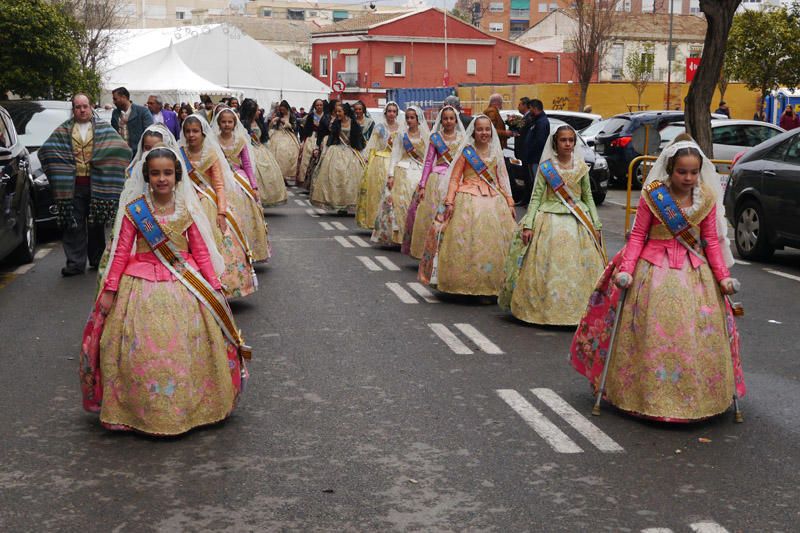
[482,94,514,149]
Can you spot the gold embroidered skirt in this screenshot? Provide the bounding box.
[310,144,364,211]
[268,129,300,180]
[253,144,287,207]
[355,150,391,229]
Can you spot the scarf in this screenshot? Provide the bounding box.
[40,118,131,226]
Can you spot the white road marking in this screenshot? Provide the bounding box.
[319,222,334,231]
[314,208,326,214]
[454,323,503,354]
[386,282,418,304]
[356,256,381,271]
[305,209,319,218]
[331,221,348,230]
[12,263,35,275]
[496,389,583,454]
[348,235,371,247]
[303,199,312,206]
[407,282,439,303]
[334,236,354,248]
[733,259,750,265]
[641,529,673,533]
[294,199,305,206]
[287,190,295,197]
[689,521,730,533]
[765,269,800,282]
[374,256,401,271]
[530,388,624,453]
[34,247,52,260]
[428,323,473,355]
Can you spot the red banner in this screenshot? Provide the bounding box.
[686,57,700,83]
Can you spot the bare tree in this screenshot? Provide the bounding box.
[625,44,655,108]
[568,0,623,109]
[56,0,129,73]
[684,0,742,157]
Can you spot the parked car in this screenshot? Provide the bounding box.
[593,110,729,187]
[0,106,36,263]
[659,120,784,173]
[724,128,800,260]
[0,100,75,233]
[367,107,405,132]
[503,118,609,206]
[544,110,602,132]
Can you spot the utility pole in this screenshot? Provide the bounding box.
[666,0,675,108]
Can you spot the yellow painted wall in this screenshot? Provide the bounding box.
[457,83,762,120]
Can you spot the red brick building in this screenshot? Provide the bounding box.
[310,8,579,107]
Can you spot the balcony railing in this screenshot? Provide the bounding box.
[336,72,359,87]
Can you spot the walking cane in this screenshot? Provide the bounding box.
[592,274,630,416]
[726,278,744,423]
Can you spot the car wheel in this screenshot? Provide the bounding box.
[592,188,606,206]
[9,193,36,264]
[734,200,773,260]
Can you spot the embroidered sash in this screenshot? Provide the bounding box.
[539,159,605,262]
[339,131,366,167]
[402,133,423,164]
[249,131,262,147]
[429,133,453,164]
[180,148,258,277]
[462,146,503,195]
[125,196,252,359]
[644,180,706,263]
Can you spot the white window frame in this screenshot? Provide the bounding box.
[641,0,655,12]
[489,2,504,12]
[320,55,329,77]
[508,55,521,76]
[538,2,547,12]
[385,55,406,77]
[262,8,272,17]
[467,58,477,75]
[489,22,504,32]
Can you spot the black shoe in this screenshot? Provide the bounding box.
[61,267,84,277]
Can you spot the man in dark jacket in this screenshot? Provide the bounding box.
[146,94,181,140]
[110,87,153,157]
[510,97,532,163]
[523,99,550,196]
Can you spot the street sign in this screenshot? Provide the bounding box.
[332,79,346,93]
[686,58,700,83]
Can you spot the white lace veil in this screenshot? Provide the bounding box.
[439,114,512,196]
[210,106,256,175]
[536,123,585,169]
[388,105,431,175]
[643,139,734,267]
[99,145,226,293]
[127,124,178,174]
[365,101,405,154]
[431,105,466,138]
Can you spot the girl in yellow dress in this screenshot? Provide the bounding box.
[239,98,287,207]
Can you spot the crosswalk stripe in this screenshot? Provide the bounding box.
[331,221,348,230]
[348,235,371,247]
[287,190,295,197]
[356,256,381,271]
[530,388,624,452]
[733,259,749,265]
[641,529,673,532]
[374,256,401,271]
[12,263,36,275]
[303,199,312,206]
[690,521,730,533]
[428,323,473,354]
[454,323,503,354]
[319,222,334,231]
[496,389,583,454]
[33,248,52,260]
[765,269,800,282]
[294,199,305,206]
[334,236,354,248]
[407,282,438,303]
[314,208,326,214]
[386,282,418,304]
[305,209,319,218]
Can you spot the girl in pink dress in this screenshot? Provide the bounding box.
[570,138,745,422]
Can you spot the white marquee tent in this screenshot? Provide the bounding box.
[103,24,331,108]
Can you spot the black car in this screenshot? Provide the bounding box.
[504,119,609,205]
[724,128,800,260]
[594,110,728,187]
[0,106,36,263]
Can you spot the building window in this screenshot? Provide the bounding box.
[333,10,349,21]
[689,0,700,13]
[538,3,547,12]
[489,2,504,12]
[616,0,631,11]
[510,8,529,18]
[610,42,624,80]
[641,0,654,12]
[320,55,329,77]
[261,8,272,17]
[509,20,529,38]
[385,55,406,76]
[467,58,477,75]
[176,10,185,20]
[670,0,683,14]
[549,2,558,11]
[309,10,318,16]
[508,55,521,76]
[287,9,305,20]
[489,22,504,32]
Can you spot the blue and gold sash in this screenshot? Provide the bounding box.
[463,146,501,192]
[429,133,453,164]
[644,180,704,261]
[125,196,252,359]
[539,159,605,262]
[402,133,422,164]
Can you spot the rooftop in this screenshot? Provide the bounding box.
[311,11,411,35]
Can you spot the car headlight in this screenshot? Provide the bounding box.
[594,157,608,170]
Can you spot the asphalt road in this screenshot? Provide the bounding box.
[0,187,798,532]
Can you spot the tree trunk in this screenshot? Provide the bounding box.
[684,0,741,157]
[579,81,589,109]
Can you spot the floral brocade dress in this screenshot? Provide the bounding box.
[310,125,365,212]
[220,139,271,263]
[499,158,605,325]
[424,153,516,295]
[189,152,256,299]
[86,203,245,435]
[355,125,399,229]
[404,134,462,258]
[297,117,322,187]
[372,134,427,245]
[250,123,287,207]
[268,120,300,181]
